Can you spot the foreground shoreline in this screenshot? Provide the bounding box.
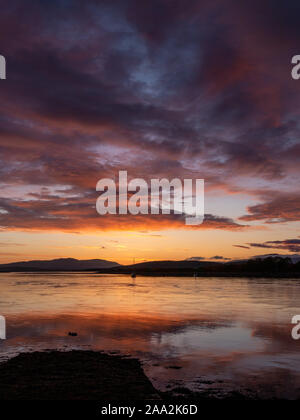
[0,350,160,400]
[0,350,287,400]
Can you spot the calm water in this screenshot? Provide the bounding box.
[0,273,300,398]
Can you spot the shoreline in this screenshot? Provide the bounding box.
[0,349,283,400]
[0,269,299,278]
[0,350,160,401]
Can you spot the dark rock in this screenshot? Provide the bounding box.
[0,351,160,400]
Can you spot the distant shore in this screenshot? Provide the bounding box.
[1,256,299,277]
[0,268,299,278]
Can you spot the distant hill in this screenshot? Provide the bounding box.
[0,258,120,272]
[97,257,300,278]
[250,254,300,264]
[97,260,221,276]
[1,255,299,277]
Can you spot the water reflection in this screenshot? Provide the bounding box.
[0,273,300,398]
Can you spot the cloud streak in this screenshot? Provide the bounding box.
[249,239,300,253]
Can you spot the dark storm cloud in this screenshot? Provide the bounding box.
[0,0,299,230]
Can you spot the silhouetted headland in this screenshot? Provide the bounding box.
[0,256,299,277]
[97,256,300,278]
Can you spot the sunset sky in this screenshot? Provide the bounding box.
[0,0,299,264]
